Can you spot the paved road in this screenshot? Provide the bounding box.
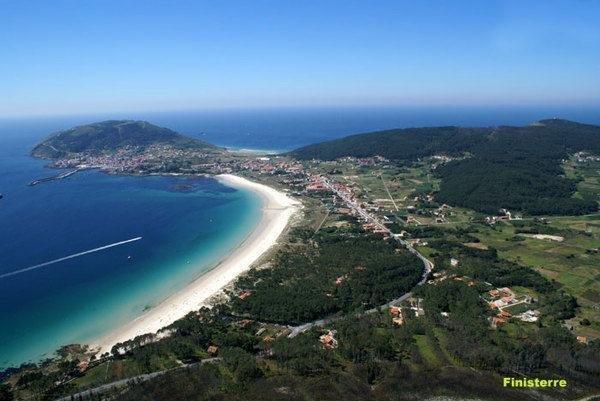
[55,358,220,401]
[288,177,433,338]
[379,173,399,211]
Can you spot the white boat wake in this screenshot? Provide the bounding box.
[0,237,142,279]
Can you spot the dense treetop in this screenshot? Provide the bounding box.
[290,119,600,161]
[291,126,490,160]
[31,120,216,159]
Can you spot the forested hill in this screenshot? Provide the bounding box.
[32,120,216,159]
[291,126,491,160]
[290,119,600,161]
[291,119,600,215]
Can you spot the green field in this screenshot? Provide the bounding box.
[564,156,600,202]
[308,160,436,213]
[413,335,441,368]
[473,217,600,338]
[312,158,599,340]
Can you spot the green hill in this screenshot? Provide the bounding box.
[31,120,216,159]
[291,119,600,215]
[291,126,489,160]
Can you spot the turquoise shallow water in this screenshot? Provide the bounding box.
[0,135,262,368]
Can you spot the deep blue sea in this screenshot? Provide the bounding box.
[1,106,599,368]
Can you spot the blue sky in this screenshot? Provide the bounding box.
[1,0,599,117]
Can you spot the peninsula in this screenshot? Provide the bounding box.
[32,120,224,175]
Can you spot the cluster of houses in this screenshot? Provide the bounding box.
[430,155,453,163]
[399,195,455,224]
[319,330,338,349]
[300,164,454,235]
[206,319,300,358]
[413,194,435,204]
[423,270,544,329]
[330,155,391,167]
[427,267,477,287]
[389,306,405,325]
[398,214,423,225]
[574,151,600,163]
[576,335,590,345]
[55,144,217,174]
[362,222,391,236]
[305,175,399,238]
[207,344,219,356]
[386,297,425,326]
[515,309,540,323]
[238,156,305,176]
[431,204,452,223]
[490,309,513,328]
[407,297,425,317]
[192,153,316,175]
[487,287,539,328]
[406,238,428,247]
[488,287,519,309]
[305,176,329,192]
[304,169,443,231]
[490,308,542,328]
[485,209,522,225]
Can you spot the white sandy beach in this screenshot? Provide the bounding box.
[92,174,300,355]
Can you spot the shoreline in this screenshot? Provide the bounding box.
[91,173,300,355]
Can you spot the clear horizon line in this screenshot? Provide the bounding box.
[2,100,600,120]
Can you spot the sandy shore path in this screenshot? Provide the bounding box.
[91,174,300,355]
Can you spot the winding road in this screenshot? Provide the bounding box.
[288,176,433,337]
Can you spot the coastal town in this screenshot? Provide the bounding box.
[47,146,471,230]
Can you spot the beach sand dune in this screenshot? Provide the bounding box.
[92,174,300,355]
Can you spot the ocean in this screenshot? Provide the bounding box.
[0,131,262,368]
[1,105,599,368]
